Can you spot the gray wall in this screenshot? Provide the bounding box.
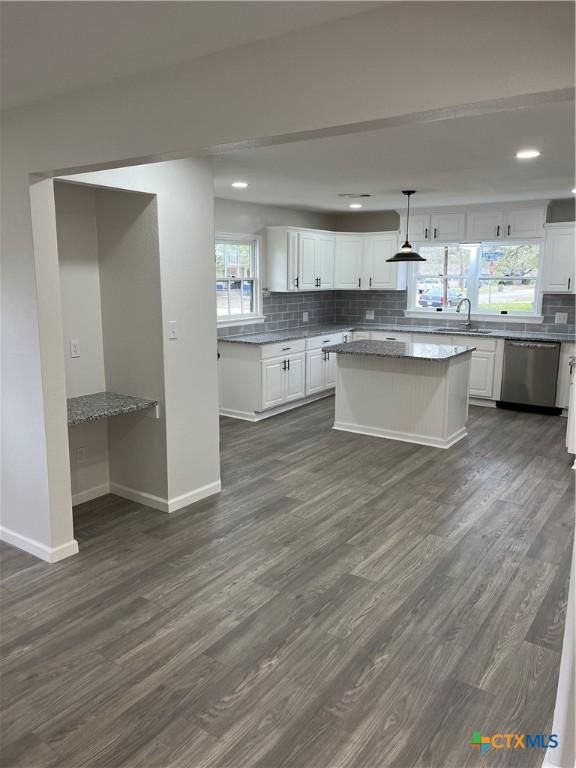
[215,198,335,234]
[329,210,400,233]
[547,198,575,223]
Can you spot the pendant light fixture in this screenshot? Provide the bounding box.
[387,190,425,262]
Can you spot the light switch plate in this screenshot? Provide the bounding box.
[366,310,375,320]
[168,320,178,339]
[69,339,80,358]
[555,312,568,325]
[302,311,309,322]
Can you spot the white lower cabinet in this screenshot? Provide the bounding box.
[261,353,305,409]
[557,343,576,409]
[468,350,496,398]
[305,348,337,395]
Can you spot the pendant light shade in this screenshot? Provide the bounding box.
[387,190,426,262]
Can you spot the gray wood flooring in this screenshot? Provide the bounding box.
[1,399,574,767]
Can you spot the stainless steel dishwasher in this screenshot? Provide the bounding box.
[500,339,560,407]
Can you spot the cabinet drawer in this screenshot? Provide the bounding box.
[352,331,371,341]
[454,335,497,352]
[411,333,452,345]
[306,332,343,350]
[371,331,412,343]
[260,338,306,359]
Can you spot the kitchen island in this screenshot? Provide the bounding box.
[324,339,475,448]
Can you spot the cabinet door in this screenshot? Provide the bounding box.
[466,210,503,241]
[287,230,300,291]
[469,351,495,398]
[261,357,286,410]
[306,349,325,395]
[401,214,430,241]
[285,353,306,401]
[363,235,398,290]
[317,235,335,289]
[334,236,363,289]
[430,213,466,242]
[556,343,576,408]
[298,233,318,290]
[542,227,576,293]
[506,207,545,239]
[324,350,337,388]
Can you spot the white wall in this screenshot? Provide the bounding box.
[214,198,335,234]
[96,188,168,502]
[1,1,573,559]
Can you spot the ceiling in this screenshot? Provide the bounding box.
[213,100,575,211]
[0,1,379,110]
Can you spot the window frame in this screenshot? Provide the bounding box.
[405,238,544,322]
[215,232,264,327]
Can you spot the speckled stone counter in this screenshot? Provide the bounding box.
[67,392,158,426]
[324,339,475,361]
[219,324,354,345]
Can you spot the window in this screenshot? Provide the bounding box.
[409,241,542,316]
[215,235,261,323]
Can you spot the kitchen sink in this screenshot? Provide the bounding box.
[436,327,493,335]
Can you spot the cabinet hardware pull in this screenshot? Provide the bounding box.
[358,277,361,288]
[425,227,428,239]
[369,277,372,288]
[323,339,330,343]
[507,224,511,236]
[294,277,299,288]
[282,347,291,351]
[287,359,290,370]
[434,227,438,239]
[318,277,321,287]
[282,360,287,371]
[496,225,500,237]
[569,278,571,290]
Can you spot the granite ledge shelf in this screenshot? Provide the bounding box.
[67,391,158,426]
[323,339,476,361]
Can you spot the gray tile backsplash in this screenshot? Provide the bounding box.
[218,290,575,338]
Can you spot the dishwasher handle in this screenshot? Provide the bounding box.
[508,341,559,349]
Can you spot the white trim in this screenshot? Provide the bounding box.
[404,310,544,324]
[0,526,79,563]
[469,397,497,408]
[109,480,221,513]
[217,315,266,328]
[332,421,468,449]
[72,482,111,506]
[220,390,334,422]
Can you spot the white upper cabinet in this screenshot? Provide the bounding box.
[401,213,430,241]
[506,207,546,239]
[362,234,401,290]
[334,235,363,289]
[542,224,576,293]
[316,234,335,289]
[466,210,504,241]
[298,231,319,290]
[429,212,466,242]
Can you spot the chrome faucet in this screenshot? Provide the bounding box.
[456,297,472,329]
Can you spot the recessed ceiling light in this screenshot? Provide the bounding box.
[231,181,248,189]
[349,203,363,209]
[572,188,576,194]
[515,149,541,159]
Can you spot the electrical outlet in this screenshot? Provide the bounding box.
[69,339,80,358]
[555,312,568,325]
[302,311,309,322]
[76,446,87,464]
[366,310,375,320]
[168,320,178,340]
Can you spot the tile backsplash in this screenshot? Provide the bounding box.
[218,290,575,337]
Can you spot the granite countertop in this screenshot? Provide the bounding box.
[324,339,475,361]
[219,324,354,345]
[353,323,575,343]
[219,322,574,346]
[67,392,158,426]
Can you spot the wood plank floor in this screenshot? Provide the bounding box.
[1,399,574,768]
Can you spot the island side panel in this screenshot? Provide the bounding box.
[333,353,464,448]
[443,353,472,442]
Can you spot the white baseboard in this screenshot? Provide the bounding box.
[469,397,497,408]
[72,482,111,506]
[110,479,221,513]
[332,421,467,449]
[220,391,333,422]
[0,526,79,563]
